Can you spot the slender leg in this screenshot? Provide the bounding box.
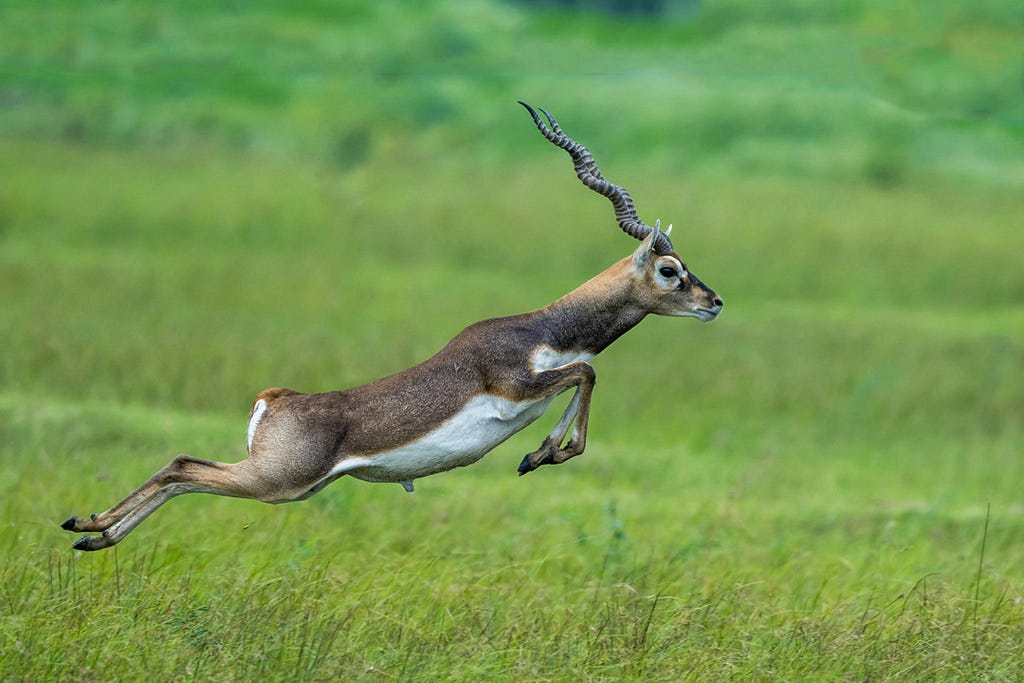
[61,454,269,551]
[546,390,582,448]
[517,361,596,475]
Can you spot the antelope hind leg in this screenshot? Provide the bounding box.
[61,454,261,551]
[61,467,171,535]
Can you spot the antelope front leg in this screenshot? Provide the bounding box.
[517,361,595,475]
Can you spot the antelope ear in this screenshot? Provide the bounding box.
[631,220,660,270]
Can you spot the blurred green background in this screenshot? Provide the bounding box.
[1,0,1022,679]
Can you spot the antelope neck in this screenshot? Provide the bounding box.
[538,282,647,356]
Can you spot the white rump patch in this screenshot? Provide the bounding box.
[247,399,267,454]
[530,346,594,374]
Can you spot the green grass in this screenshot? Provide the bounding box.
[1,0,1023,680]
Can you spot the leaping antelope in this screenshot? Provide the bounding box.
[61,102,723,551]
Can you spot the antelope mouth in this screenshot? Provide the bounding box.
[695,306,722,322]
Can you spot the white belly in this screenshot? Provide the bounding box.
[334,393,557,484]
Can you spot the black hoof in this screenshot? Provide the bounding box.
[518,445,557,476]
[517,454,535,476]
[72,533,109,552]
[61,516,79,531]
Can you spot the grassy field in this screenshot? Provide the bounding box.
[2,1,1023,679]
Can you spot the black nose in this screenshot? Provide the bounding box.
[713,296,723,307]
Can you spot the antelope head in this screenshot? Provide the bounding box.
[520,101,723,322]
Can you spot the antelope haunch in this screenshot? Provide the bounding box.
[61,103,723,551]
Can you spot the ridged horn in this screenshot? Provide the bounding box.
[518,101,674,256]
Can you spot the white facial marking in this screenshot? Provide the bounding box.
[530,346,594,374]
[247,399,267,454]
[663,255,687,279]
[332,393,557,483]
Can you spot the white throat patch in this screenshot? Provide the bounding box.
[530,346,594,374]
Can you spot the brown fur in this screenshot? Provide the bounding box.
[61,231,722,551]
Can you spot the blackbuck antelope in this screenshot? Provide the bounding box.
[61,102,723,551]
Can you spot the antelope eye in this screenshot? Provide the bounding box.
[659,267,678,279]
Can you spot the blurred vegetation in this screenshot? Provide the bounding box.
[1,0,1022,680]
[2,0,1022,183]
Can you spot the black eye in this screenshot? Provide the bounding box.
[659,267,678,278]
